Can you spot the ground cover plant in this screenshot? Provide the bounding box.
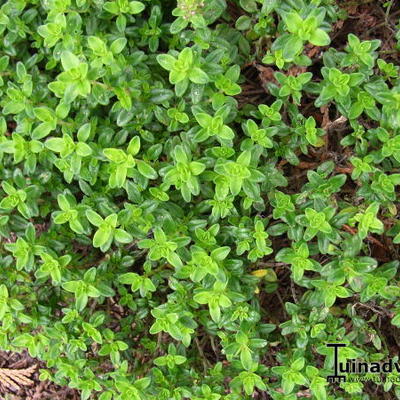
[0,0,400,399]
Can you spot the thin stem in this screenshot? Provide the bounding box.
[194,337,211,372]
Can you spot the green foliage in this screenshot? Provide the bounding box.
[0,0,399,399]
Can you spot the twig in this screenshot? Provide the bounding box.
[257,262,286,267]
[352,302,393,317]
[291,280,299,304]
[342,224,386,249]
[155,332,163,355]
[385,0,395,24]
[364,6,400,37]
[275,290,288,318]
[194,337,211,372]
[340,0,375,6]
[275,387,312,397]
[365,20,395,35]
[210,336,220,359]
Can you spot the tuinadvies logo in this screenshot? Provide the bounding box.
[326,343,400,384]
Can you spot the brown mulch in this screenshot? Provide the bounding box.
[0,351,79,400]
